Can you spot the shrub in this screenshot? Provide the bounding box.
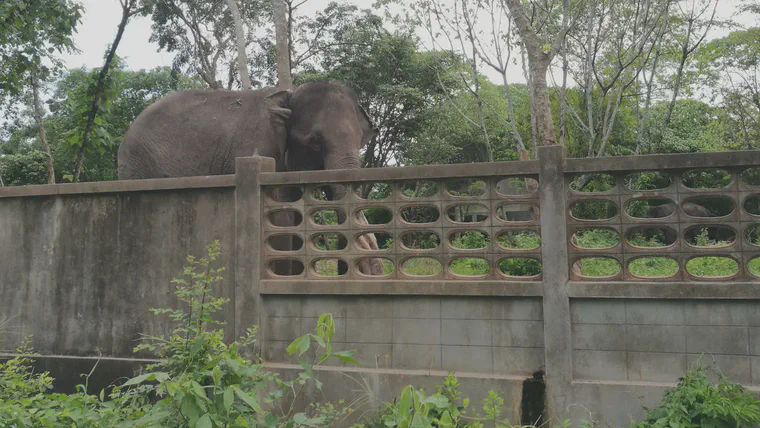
[0,241,354,427]
[632,362,760,428]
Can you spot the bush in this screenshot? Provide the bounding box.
[632,362,760,428]
[0,241,355,427]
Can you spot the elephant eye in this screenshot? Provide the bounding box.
[310,135,324,150]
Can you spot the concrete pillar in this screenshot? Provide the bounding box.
[537,145,572,423]
[234,155,275,358]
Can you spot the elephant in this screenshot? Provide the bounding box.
[117,80,385,276]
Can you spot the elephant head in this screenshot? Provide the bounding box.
[268,81,377,201]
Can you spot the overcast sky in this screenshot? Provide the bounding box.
[60,0,757,86]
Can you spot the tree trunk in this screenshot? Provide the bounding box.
[559,46,568,147]
[636,49,660,154]
[530,57,558,147]
[226,0,251,90]
[501,71,527,154]
[273,0,292,90]
[73,1,132,182]
[31,69,55,184]
[664,50,688,126]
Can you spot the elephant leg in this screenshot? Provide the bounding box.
[355,211,385,275]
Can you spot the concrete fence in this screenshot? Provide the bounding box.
[3,146,760,426]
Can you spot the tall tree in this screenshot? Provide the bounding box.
[273,0,292,89]
[142,0,268,89]
[227,0,252,89]
[504,0,576,147]
[74,0,140,182]
[663,0,719,126]
[0,0,82,184]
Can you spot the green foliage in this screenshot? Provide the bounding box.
[0,241,353,427]
[0,0,82,99]
[1,64,203,184]
[0,336,53,401]
[632,363,760,428]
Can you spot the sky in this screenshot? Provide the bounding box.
[55,0,760,86]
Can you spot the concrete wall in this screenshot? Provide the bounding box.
[0,181,236,360]
[4,150,760,426]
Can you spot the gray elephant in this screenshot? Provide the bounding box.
[118,81,385,276]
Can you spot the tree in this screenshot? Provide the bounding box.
[0,0,82,183]
[663,0,719,126]
[301,11,455,168]
[142,0,269,89]
[503,0,577,147]
[273,0,292,88]
[697,26,760,150]
[73,0,141,182]
[563,0,671,157]
[227,0,252,89]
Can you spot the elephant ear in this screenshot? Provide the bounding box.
[267,90,292,158]
[357,104,378,149]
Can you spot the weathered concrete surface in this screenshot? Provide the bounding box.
[0,188,236,357]
[268,363,525,425]
[538,145,573,423]
[261,295,545,376]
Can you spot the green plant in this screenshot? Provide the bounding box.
[0,241,354,427]
[632,362,760,428]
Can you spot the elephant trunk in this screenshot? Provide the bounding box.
[324,151,361,202]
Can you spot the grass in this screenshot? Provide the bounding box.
[402,258,442,276]
[629,257,679,277]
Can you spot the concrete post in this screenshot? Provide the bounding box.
[235,155,275,358]
[537,145,572,423]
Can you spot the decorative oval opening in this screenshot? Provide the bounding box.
[571,257,621,278]
[399,205,439,224]
[267,209,304,227]
[626,227,677,248]
[624,171,673,191]
[570,200,617,220]
[355,232,393,251]
[748,257,760,277]
[683,197,735,218]
[310,184,346,201]
[312,258,347,277]
[497,230,541,250]
[355,182,391,200]
[268,234,304,252]
[401,181,439,198]
[267,186,304,202]
[447,179,487,197]
[741,168,760,187]
[268,259,305,276]
[449,231,490,250]
[400,231,440,250]
[625,198,675,219]
[496,177,538,196]
[681,169,732,189]
[311,208,346,226]
[571,229,619,249]
[570,174,616,192]
[684,226,736,248]
[447,204,489,223]
[499,258,542,277]
[355,258,395,276]
[686,256,739,278]
[744,195,760,216]
[356,207,394,225]
[401,257,443,276]
[628,257,679,278]
[449,258,490,276]
[745,225,760,247]
[496,203,539,222]
[311,232,347,251]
